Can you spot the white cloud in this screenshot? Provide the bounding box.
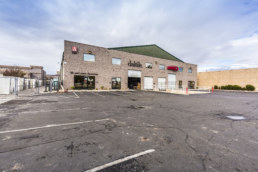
[0,0,258,74]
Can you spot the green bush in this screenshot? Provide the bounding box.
[71,86,75,90]
[245,84,255,91]
[219,84,255,91]
[214,85,218,89]
[101,86,104,90]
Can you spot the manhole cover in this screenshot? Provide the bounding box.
[226,116,246,120]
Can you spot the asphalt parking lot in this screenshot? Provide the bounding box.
[0,90,258,172]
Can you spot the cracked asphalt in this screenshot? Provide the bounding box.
[0,90,258,172]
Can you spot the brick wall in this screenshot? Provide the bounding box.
[62,40,197,90]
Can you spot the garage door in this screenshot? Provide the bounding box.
[144,77,153,90]
[168,74,176,90]
[158,78,166,90]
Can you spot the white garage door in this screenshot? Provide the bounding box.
[144,77,153,90]
[158,78,166,90]
[168,74,176,90]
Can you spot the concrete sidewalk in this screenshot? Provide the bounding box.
[0,87,46,104]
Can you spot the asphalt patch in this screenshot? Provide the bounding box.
[1,99,30,105]
[97,159,149,172]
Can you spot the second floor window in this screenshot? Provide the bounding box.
[112,58,121,65]
[84,54,95,62]
[159,64,165,70]
[179,67,183,72]
[145,63,152,69]
[188,67,192,73]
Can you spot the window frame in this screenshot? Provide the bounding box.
[179,80,183,88]
[112,57,121,65]
[145,62,153,69]
[83,53,95,62]
[159,64,165,70]
[111,77,121,89]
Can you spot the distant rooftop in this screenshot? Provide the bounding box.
[109,44,184,62]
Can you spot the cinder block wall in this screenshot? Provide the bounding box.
[198,69,258,90]
[62,40,197,90]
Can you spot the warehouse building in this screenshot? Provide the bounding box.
[60,40,197,90]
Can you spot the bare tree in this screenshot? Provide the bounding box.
[3,68,26,77]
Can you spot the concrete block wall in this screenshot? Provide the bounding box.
[198,68,258,90]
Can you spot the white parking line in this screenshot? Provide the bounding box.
[73,91,80,98]
[0,118,110,134]
[91,92,105,97]
[107,92,128,96]
[19,107,89,114]
[85,149,155,172]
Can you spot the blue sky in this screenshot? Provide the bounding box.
[0,0,258,74]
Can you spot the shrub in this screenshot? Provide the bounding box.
[101,86,104,90]
[219,84,255,91]
[232,85,242,90]
[246,84,255,91]
[214,85,218,89]
[71,86,75,90]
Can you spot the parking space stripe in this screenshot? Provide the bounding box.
[91,92,105,97]
[19,107,89,114]
[73,91,80,98]
[0,118,110,134]
[85,149,155,172]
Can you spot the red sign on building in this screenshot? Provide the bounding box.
[167,66,178,71]
[72,46,78,54]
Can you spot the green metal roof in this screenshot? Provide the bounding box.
[109,44,184,62]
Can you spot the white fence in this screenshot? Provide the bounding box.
[0,76,43,95]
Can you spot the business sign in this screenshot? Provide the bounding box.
[128,60,142,68]
[72,46,78,54]
[167,66,178,71]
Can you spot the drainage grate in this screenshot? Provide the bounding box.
[226,115,246,120]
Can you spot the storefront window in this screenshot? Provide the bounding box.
[179,67,183,72]
[84,54,95,62]
[74,75,95,89]
[179,80,183,88]
[145,63,152,69]
[159,64,165,70]
[112,77,121,89]
[112,58,121,65]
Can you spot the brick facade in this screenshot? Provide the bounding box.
[61,40,197,90]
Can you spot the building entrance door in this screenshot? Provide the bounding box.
[128,70,141,89]
[74,75,95,89]
[188,81,195,89]
[168,74,176,90]
[128,77,141,89]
